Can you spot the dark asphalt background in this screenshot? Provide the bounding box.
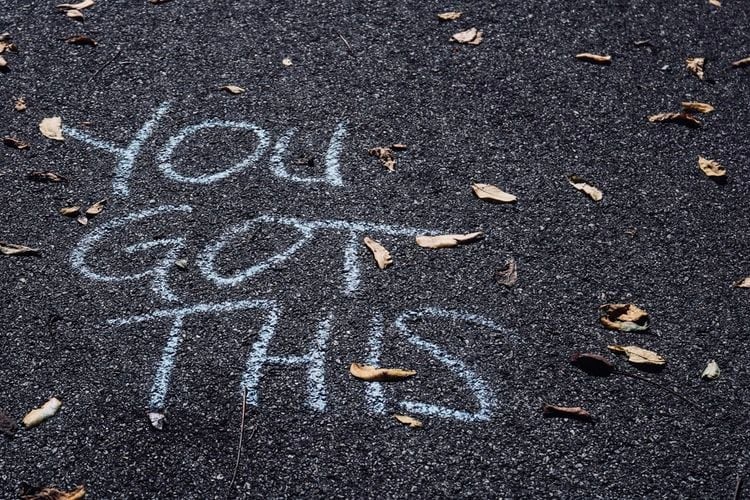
[2,0,750,498]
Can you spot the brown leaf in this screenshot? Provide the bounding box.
[19,485,85,500]
[731,56,750,68]
[56,0,94,9]
[14,97,26,112]
[28,171,66,183]
[363,236,392,270]
[66,9,85,21]
[39,117,64,141]
[0,242,39,256]
[59,206,81,216]
[148,0,173,4]
[415,231,483,249]
[681,101,714,114]
[85,198,107,216]
[368,146,396,172]
[394,414,423,428]
[709,0,721,6]
[471,182,517,203]
[599,303,650,332]
[575,53,612,64]
[437,11,462,21]
[0,407,17,437]
[647,112,701,128]
[3,136,29,150]
[350,363,415,381]
[22,397,61,428]
[221,85,246,94]
[698,156,726,177]
[567,175,602,201]
[733,277,750,288]
[450,27,483,45]
[686,57,705,80]
[608,345,666,366]
[495,258,517,286]
[542,404,592,421]
[65,35,97,46]
[570,352,615,376]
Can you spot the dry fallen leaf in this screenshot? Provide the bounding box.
[0,242,39,256]
[686,57,705,80]
[709,0,721,6]
[608,345,666,366]
[647,112,701,128]
[65,34,97,46]
[56,0,94,9]
[575,53,612,64]
[3,136,29,150]
[148,411,165,430]
[282,57,293,67]
[85,198,107,216]
[66,9,85,21]
[698,156,726,178]
[14,97,27,112]
[77,214,89,226]
[0,407,17,437]
[148,0,173,4]
[175,258,188,270]
[542,404,592,421]
[496,258,518,287]
[731,56,750,68]
[472,182,517,203]
[681,101,714,114]
[570,352,615,376]
[394,414,423,428]
[350,363,416,381]
[567,175,602,201]
[437,11,462,21]
[363,236,392,270]
[391,143,407,151]
[22,397,62,428]
[221,85,245,94]
[701,360,720,380]
[733,277,750,288]
[415,231,483,249]
[39,117,64,141]
[368,146,396,172]
[450,27,483,45]
[0,55,7,70]
[59,206,81,216]
[28,171,66,183]
[19,485,86,500]
[599,303,650,332]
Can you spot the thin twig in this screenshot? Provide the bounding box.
[337,32,353,53]
[229,386,248,489]
[619,371,701,409]
[88,47,122,83]
[735,474,744,500]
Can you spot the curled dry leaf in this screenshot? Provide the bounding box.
[681,101,714,114]
[471,183,517,203]
[56,0,94,9]
[77,214,89,226]
[733,277,750,288]
[350,363,415,382]
[647,112,701,128]
[415,231,483,249]
[28,171,66,183]
[450,27,483,45]
[495,258,518,287]
[65,35,97,46]
[391,143,407,151]
[39,117,64,141]
[608,345,665,366]
[701,360,720,380]
[570,352,615,377]
[148,0,173,4]
[368,146,396,172]
[85,198,107,216]
[22,397,62,428]
[567,175,602,201]
[221,85,245,94]
[542,404,592,421]
[282,57,293,66]
[363,236,392,270]
[698,156,726,177]
[394,414,423,428]
[0,242,39,256]
[59,206,81,216]
[175,258,188,270]
[599,303,650,332]
[19,485,86,500]
[437,11,462,21]
[148,411,165,430]
[14,97,27,112]
[686,57,705,80]
[66,9,84,21]
[731,56,750,68]
[0,407,17,437]
[709,0,721,6]
[0,55,7,69]
[3,136,30,150]
[575,53,612,64]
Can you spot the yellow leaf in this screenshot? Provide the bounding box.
[0,242,39,255]
[599,303,650,332]
[437,11,462,21]
[59,206,81,216]
[686,57,705,80]
[39,117,64,141]
[607,345,666,366]
[681,101,714,114]
[415,231,483,249]
[85,198,107,216]
[471,183,517,203]
[647,112,701,128]
[22,397,62,428]
[363,236,392,270]
[450,27,483,45]
[56,0,95,9]
[575,53,611,64]
[567,175,602,201]
[394,414,423,428]
[221,85,246,95]
[733,277,750,288]
[698,156,726,177]
[731,56,750,68]
[349,363,415,381]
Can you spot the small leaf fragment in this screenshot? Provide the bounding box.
[0,407,18,437]
[570,352,615,377]
[28,171,66,183]
[701,360,720,380]
[221,85,245,94]
[19,484,86,500]
[3,136,30,150]
[575,53,611,64]
[66,9,85,21]
[730,56,750,68]
[0,242,39,256]
[733,277,750,288]
[282,57,293,67]
[0,55,7,69]
[471,182,517,203]
[368,146,396,172]
[567,175,602,201]
[394,414,423,428]
[22,397,62,428]
[415,231,483,249]
[85,198,107,216]
[349,363,415,382]
[363,236,392,270]
[450,27,483,45]
[647,112,701,128]
[686,57,705,80]
[495,258,517,287]
[709,0,721,6]
[437,11,462,21]
[698,156,726,178]
[542,404,592,421]
[39,117,64,141]
[175,258,188,270]
[76,214,89,226]
[681,101,714,114]
[148,0,173,4]
[59,206,81,216]
[599,303,650,332]
[608,345,666,366]
[391,143,407,151]
[148,412,165,430]
[56,0,95,10]
[14,97,26,112]
[65,34,97,46]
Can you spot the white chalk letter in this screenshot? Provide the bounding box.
[269,123,346,186]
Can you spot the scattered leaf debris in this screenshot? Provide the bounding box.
[148,411,165,430]
[14,97,27,112]
[56,0,94,9]
[608,345,666,366]
[0,242,39,256]
[368,146,396,172]
[730,56,750,68]
[570,352,615,376]
[599,303,650,332]
[647,112,701,128]
[472,182,517,203]
[437,11,462,21]
[22,397,62,428]
[415,231,483,249]
[542,404,592,421]
[65,34,97,46]
[686,57,705,80]
[59,206,81,217]
[575,53,611,64]
[701,360,720,380]
[39,117,64,141]
[349,363,416,381]
[733,277,750,288]
[19,484,86,500]
[698,156,726,178]
[0,407,17,437]
[28,171,66,183]
[363,236,392,270]
[282,57,293,67]
[496,258,518,287]
[567,175,602,201]
[394,414,423,428]
[681,101,714,114]
[85,198,107,216]
[450,27,483,45]
[221,85,246,95]
[3,136,29,150]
